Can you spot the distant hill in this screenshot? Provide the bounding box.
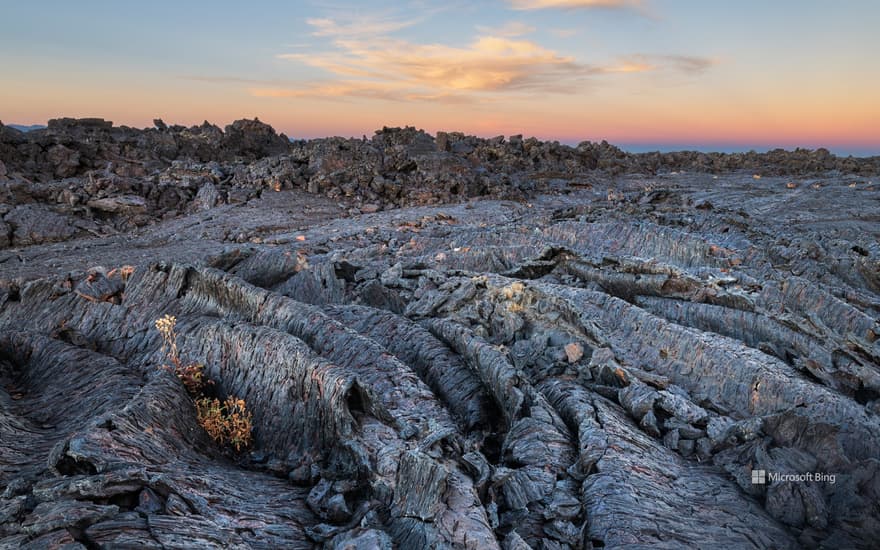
[6,124,46,132]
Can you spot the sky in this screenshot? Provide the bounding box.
[1,1,878,155]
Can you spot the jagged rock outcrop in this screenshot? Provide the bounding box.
[1,119,878,252]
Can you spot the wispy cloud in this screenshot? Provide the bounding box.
[259,15,712,103]
[253,81,406,101]
[660,55,715,74]
[506,0,642,10]
[474,21,536,37]
[183,75,282,85]
[251,81,476,104]
[305,15,418,38]
[612,54,716,75]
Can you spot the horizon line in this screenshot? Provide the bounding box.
[4,120,877,159]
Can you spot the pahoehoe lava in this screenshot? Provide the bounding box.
[1,119,879,548]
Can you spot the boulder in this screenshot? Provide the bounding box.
[4,204,77,246]
[46,144,80,178]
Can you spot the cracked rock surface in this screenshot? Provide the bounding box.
[1,119,879,548]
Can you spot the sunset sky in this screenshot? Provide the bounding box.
[2,1,878,155]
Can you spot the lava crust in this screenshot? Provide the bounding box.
[1,120,878,549]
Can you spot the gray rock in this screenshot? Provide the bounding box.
[87,195,147,213]
[0,220,9,248]
[618,381,659,420]
[656,390,709,424]
[136,488,164,515]
[328,528,393,549]
[192,181,221,211]
[639,408,661,438]
[707,416,736,447]
[5,204,77,246]
[47,144,80,177]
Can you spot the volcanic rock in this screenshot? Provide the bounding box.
[4,204,78,246]
[87,194,147,213]
[0,119,879,548]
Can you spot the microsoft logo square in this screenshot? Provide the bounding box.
[751,469,766,484]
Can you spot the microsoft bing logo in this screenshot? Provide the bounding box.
[751,469,766,484]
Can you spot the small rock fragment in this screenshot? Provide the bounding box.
[564,342,583,363]
[361,203,380,213]
[87,195,147,214]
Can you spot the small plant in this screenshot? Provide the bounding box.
[196,397,253,451]
[155,314,208,395]
[108,265,135,281]
[154,314,252,452]
[155,314,179,361]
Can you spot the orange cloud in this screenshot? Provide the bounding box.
[276,34,598,96]
[262,15,712,103]
[605,55,716,75]
[250,14,712,103]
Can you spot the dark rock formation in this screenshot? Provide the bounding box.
[1,119,878,252]
[0,119,878,548]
